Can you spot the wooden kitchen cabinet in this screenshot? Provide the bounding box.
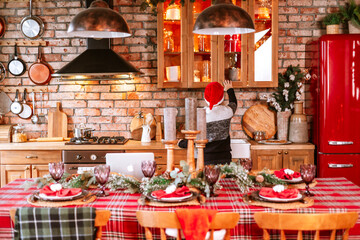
[125,149,187,175]
[250,141,314,171]
[157,0,278,88]
[0,150,61,186]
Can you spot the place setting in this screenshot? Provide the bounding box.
[27,162,107,207]
[243,164,316,209]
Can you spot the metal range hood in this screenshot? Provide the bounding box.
[52,0,141,81]
[52,38,141,81]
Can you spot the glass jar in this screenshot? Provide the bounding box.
[164,30,174,52]
[254,131,266,141]
[12,124,27,143]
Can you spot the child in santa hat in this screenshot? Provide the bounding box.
[178,80,237,165]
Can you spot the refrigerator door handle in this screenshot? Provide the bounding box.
[328,141,353,145]
[328,163,354,168]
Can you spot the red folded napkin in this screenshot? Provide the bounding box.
[175,208,218,240]
[259,187,299,199]
[152,186,191,199]
[274,168,301,180]
[40,184,82,197]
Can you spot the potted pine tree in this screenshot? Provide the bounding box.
[340,0,360,33]
[323,13,342,34]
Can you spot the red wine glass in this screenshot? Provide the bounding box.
[94,165,111,197]
[48,162,64,183]
[204,165,221,196]
[300,164,316,196]
[239,158,253,172]
[141,160,157,178]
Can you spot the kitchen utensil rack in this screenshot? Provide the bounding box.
[0,0,45,2]
[0,86,47,93]
[0,40,47,46]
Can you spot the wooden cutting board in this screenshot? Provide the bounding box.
[242,104,276,139]
[48,102,68,138]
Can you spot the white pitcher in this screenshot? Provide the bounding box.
[141,125,151,142]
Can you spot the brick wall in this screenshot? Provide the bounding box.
[0,0,346,140]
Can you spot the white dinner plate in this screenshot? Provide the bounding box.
[151,192,193,202]
[38,191,82,201]
[259,193,303,203]
[275,176,303,183]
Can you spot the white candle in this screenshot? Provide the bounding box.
[197,108,206,140]
[164,108,177,141]
[185,98,197,130]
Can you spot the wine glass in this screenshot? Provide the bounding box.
[204,165,221,197]
[141,160,157,178]
[239,158,253,172]
[300,164,316,196]
[48,162,64,183]
[94,165,111,197]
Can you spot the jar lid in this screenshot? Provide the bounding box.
[13,124,24,130]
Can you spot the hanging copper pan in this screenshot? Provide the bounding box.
[28,46,52,85]
[0,17,5,38]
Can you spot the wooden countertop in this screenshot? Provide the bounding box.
[0,140,183,151]
[249,140,315,150]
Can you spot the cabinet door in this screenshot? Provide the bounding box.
[1,165,31,187]
[283,150,314,172]
[251,149,282,170]
[244,0,278,88]
[1,150,61,164]
[32,164,50,178]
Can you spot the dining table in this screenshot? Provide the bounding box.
[0,177,360,239]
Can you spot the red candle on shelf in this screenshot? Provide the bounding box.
[164,108,177,141]
[185,98,197,130]
[197,108,206,140]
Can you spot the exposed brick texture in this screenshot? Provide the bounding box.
[0,0,346,140]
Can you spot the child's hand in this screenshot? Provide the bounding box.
[223,80,233,91]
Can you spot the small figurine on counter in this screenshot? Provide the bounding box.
[178,80,237,165]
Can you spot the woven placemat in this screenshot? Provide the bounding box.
[138,195,206,207]
[27,193,96,207]
[242,194,314,210]
[287,180,317,189]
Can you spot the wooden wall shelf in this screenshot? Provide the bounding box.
[0,86,48,93]
[0,40,47,47]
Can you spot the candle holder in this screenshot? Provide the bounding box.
[162,140,178,172]
[195,139,208,171]
[181,130,200,174]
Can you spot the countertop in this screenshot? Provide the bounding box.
[0,140,184,151]
[249,140,315,150]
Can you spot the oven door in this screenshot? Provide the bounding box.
[64,164,103,175]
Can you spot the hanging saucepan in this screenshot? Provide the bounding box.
[7,44,26,76]
[0,17,5,38]
[10,89,23,115]
[28,46,52,85]
[20,0,44,39]
[19,89,33,119]
[0,62,6,82]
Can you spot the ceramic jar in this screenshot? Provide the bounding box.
[289,101,309,143]
[277,111,291,141]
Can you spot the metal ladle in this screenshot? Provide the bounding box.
[30,92,39,124]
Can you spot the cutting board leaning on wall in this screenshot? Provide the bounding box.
[48,102,68,138]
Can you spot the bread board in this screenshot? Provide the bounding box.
[242,104,276,139]
[0,125,12,142]
[48,102,68,138]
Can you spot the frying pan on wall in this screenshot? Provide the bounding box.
[7,44,26,76]
[10,89,23,115]
[29,46,51,85]
[0,17,5,38]
[19,89,33,119]
[0,63,6,82]
[20,0,44,39]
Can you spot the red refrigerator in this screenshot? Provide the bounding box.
[313,34,360,186]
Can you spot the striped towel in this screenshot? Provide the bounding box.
[14,207,96,240]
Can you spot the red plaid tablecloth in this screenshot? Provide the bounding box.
[0,177,360,239]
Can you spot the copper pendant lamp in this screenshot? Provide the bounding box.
[68,0,131,38]
[193,0,255,35]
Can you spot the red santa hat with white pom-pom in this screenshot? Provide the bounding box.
[204,82,224,110]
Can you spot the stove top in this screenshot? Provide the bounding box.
[65,136,129,145]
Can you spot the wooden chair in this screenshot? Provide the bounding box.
[10,208,111,240]
[136,211,240,240]
[254,212,359,240]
